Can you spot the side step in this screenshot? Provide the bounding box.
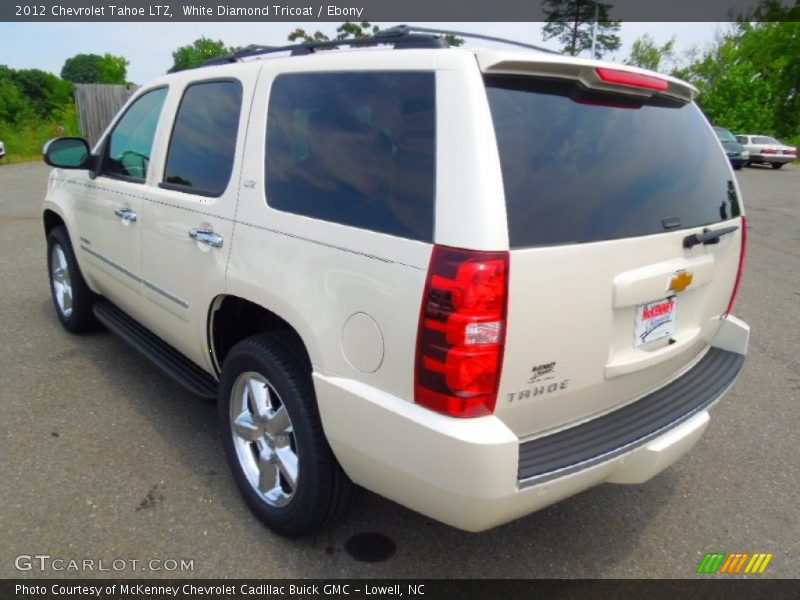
[93,300,218,399]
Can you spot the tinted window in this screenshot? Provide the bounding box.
[736,136,747,144]
[265,72,435,241]
[104,88,167,182]
[486,76,740,248]
[163,80,242,196]
[752,136,780,145]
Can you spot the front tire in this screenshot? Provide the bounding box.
[218,334,355,536]
[771,162,784,169]
[47,226,97,333]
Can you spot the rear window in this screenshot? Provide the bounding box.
[265,71,436,241]
[486,76,740,248]
[752,136,780,145]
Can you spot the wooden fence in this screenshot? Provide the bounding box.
[73,84,140,147]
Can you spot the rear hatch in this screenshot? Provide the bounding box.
[479,56,745,438]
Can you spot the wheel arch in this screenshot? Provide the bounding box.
[43,208,67,238]
[207,294,314,376]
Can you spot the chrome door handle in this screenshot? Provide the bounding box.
[189,228,223,248]
[114,208,137,222]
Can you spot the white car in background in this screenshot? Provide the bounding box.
[736,134,796,169]
[0,140,6,159]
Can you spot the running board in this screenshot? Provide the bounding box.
[93,300,218,399]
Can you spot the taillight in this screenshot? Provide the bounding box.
[415,245,509,417]
[595,67,669,91]
[724,216,747,317]
[762,147,777,154]
[785,148,796,155]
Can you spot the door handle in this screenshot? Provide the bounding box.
[189,228,223,248]
[114,208,137,222]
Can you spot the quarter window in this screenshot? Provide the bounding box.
[265,72,436,241]
[103,87,168,182]
[162,80,243,196]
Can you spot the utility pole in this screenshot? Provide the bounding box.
[590,1,599,59]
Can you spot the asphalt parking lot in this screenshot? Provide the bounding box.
[1,161,798,579]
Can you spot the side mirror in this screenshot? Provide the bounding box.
[43,137,92,169]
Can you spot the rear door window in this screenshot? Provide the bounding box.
[265,71,436,241]
[162,79,243,197]
[752,136,780,145]
[485,76,740,248]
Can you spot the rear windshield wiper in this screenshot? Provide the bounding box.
[683,225,739,249]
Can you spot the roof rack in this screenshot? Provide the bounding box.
[201,24,558,67]
[387,25,560,55]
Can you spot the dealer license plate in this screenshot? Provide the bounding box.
[634,297,676,347]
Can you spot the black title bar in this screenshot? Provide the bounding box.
[3,579,800,600]
[1,0,793,22]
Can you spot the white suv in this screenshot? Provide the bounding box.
[41,29,749,536]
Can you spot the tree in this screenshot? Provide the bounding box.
[0,71,28,123]
[673,18,800,141]
[8,68,72,119]
[625,34,675,73]
[542,0,621,57]
[98,54,128,84]
[288,22,464,47]
[61,53,128,84]
[168,37,232,73]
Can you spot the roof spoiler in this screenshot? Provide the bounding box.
[477,52,698,104]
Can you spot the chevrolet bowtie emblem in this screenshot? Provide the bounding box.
[668,270,693,293]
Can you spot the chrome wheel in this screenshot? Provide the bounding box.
[50,243,73,318]
[230,371,298,507]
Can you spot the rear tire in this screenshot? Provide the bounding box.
[771,162,784,169]
[218,333,355,536]
[733,163,742,171]
[46,226,97,333]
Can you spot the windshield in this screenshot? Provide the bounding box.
[485,75,740,248]
[714,127,737,143]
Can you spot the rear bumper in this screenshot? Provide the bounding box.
[315,316,749,532]
[750,154,794,164]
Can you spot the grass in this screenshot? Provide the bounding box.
[0,104,80,165]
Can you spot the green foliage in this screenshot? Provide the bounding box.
[0,64,80,164]
[0,75,27,123]
[625,34,675,73]
[0,66,72,120]
[61,53,128,84]
[542,0,621,57]
[0,102,80,164]
[288,22,464,47]
[61,54,100,83]
[674,19,800,140]
[336,21,380,39]
[98,53,129,84]
[168,37,233,73]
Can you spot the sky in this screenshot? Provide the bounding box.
[0,21,728,84]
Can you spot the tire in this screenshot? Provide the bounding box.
[733,163,742,171]
[47,226,97,333]
[771,162,784,169]
[218,333,355,536]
